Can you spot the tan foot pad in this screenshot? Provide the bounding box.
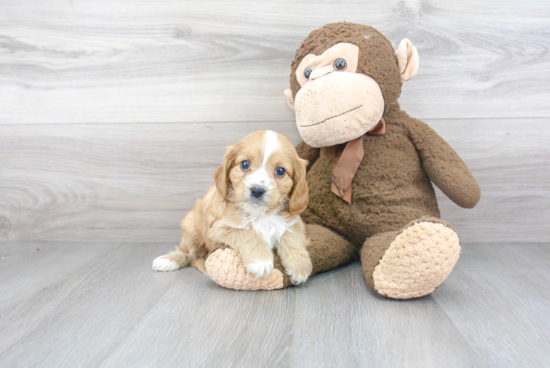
[373,222,460,299]
[205,249,284,291]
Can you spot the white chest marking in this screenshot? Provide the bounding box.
[250,212,295,249]
[232,210,296,249]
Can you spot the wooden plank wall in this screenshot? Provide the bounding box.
[1,0,549,243]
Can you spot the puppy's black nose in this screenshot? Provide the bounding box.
[250,187,265,199]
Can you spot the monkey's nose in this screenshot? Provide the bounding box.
[250,187,265,199]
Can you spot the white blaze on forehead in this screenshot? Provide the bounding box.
[262,130,279,165]
[243,130,279,189]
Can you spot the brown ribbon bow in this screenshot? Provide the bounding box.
[331,118,386,204]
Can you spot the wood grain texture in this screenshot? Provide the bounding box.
[0,242,549,367]
[1,119,548,243]
[0,0,549,124]
[434,244,550,367]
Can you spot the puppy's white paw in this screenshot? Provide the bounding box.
[245,259,274,279]
[285,269,310,285]
[152,256,179,272]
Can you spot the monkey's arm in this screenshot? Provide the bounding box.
[407,119,480,208]
[296,141,320,172]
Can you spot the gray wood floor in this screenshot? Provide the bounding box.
[0,242,549,367]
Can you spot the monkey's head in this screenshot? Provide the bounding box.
[284,22,419,148]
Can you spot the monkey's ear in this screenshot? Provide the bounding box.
[395,39,419,83]
[284,89,296,110]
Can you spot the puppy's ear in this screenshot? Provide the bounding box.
[288,157,309,215]
[214,145,236,200]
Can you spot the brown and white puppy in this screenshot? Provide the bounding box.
[152,130,312,284]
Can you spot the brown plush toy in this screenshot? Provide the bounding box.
[205,22,480,299]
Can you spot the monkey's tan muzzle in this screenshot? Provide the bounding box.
[294,72,384,148]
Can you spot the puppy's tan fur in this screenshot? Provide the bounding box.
[153,130,312,284]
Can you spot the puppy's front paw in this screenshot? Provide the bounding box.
[245,259,274,279]
[285,268,310,285]
[152,256,179,272]
[283,256,313,285]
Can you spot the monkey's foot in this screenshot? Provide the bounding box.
[362,218,461,299]
[205,248,287,291]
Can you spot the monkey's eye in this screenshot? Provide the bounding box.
[304,68,312,79]
[334,58,347,71]
[240,160,250,171]
[275,167,286,177]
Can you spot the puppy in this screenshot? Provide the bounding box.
[152,130,312,285]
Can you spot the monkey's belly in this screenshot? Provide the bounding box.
[302,156,440,246]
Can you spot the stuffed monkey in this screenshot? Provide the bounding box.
[205,22,480,299]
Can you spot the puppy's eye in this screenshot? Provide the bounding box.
[334,58,347,71]
[275,167,286,177]
[240,160,250,171]
[304,68,312,79]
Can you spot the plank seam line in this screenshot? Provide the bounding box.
[0,117,549,126]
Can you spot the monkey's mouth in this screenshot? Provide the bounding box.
[299,105,363,128]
